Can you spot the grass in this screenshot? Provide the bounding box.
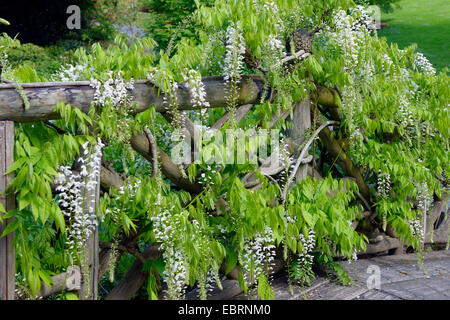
[377,0,450,72]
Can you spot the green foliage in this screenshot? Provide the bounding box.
[4,40,84,80]
[1,0,448,300]
[141,0,214,50]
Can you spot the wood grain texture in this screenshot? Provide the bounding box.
[0,77,264,122]
[0,121,15,300]
[289,96,311,181]
[77,159,101,300]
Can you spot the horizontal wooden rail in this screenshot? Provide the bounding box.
[0,76,339,123]
[0,76,264,122]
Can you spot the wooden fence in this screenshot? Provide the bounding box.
[0,77,447,299]
[0,77,270,300]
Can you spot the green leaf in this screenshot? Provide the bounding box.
[5,157,27,175]
[53,207,65,231]
[147,274,159,300]
[39,270,54,287]
[225,247,238,275]
[0,203,6,214]
[64,292,79,300]
[1,219,18,237]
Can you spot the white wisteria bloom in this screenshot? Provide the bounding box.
[377,170,391,199]
[240,227,276,285]
[223,21,246,81]
[55,138,104,253]
[183,69,210,124]
[90,71,134,107]
[151,209,189,299]
[54,63,87,82]
[414,52,436,76]
[398,96,414,128]
[297,229,315,269]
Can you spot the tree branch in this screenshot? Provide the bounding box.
[281,121,338,203]
[106,245,161,300]
[130,133,203,193]
[143,127,159,178]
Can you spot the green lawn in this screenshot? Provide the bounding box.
[378,0,450,72]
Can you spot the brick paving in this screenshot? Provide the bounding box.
[296,251,450,300]
[232,250,450,300]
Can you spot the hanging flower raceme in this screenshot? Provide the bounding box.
[90,71,135,108]
[151,209,188,299]
[240,227,276,286]
[55,63,88,82]
[414,53,436,76]
[296,229,315,270]
[55,138,104,253]
[162,246,188,300]
[377,171,391,199]
[398,96,414,129]
[183,69,210,124]
[223,21,246,82]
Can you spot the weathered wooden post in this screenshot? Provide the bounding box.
[77,157,101,300]
[289,96,312,181]
[0,121,15,300]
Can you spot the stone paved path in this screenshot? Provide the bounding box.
[233,250,450,300]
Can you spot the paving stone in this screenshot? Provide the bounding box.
[228,252,450,300]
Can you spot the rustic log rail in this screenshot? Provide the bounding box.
[0,77,265,122]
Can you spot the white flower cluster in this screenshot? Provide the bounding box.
[377,170,391,199]
[297,229,315,269]
[276,135,295,186]
[183,69,210,123]
[414,53,436,76]
[163,246,188,300]
[151,209,189,299]
[329,9,361,71]
[90,71,135,107]
[267,35,284,55]
[55,64,87,82]
[349,5,377,33]
[253,0,279,14]
[198,164,219,186]
[223,21,246,81]
[408,218,424,239]
[416,182,432,215]
[240,227,276,284]
[326,6,375,73]
[55,139,104,252]
[151,209,182,249]
[183,69,209,108]
[265,34,287,70]
[351,250,358,262]
[398,96,414,128]
[280,134,294,168]
[383,54,393,73]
